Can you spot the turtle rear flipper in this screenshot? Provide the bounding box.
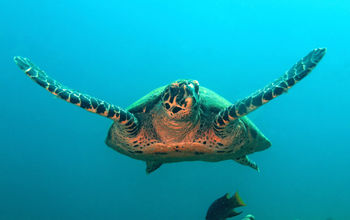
[145,161,163,174]
[234,155,259,172]
[213,48,326,136]
[14,56,139,136]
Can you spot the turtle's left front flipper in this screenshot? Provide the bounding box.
[213,48,326,136]
[14,56,139,136]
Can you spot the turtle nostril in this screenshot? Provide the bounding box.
[172,107,182,113]
[165,103,170,110]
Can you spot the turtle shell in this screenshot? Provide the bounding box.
[127,85,165,113]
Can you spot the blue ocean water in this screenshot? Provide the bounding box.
[1,0,349,219]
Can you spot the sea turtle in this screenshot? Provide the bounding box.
[14,48,326,173]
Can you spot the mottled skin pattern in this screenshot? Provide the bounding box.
[14,48,326,173]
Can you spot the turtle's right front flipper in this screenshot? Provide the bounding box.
[14,56,139,136]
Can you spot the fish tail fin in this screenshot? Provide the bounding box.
[231,191,246,207]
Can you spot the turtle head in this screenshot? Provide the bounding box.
[161,79,200,121]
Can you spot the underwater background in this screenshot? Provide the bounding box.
[1,0,350,219]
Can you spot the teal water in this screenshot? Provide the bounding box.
[1,0,349,219]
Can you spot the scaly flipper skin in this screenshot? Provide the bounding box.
[234,156,259,172]
[146,161,162,174]
[214,48,326,136]
[14,56,139,136]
